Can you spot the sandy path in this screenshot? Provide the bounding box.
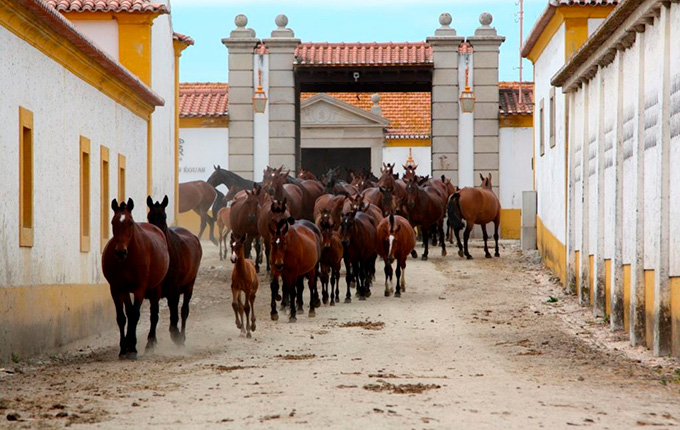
[1,240,680,429]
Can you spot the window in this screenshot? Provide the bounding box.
[80,136,91,253]
[118,154,126,203]
[19,107,34,247]
[549,87,556,148]
[100,146,110,253]
[539,99,545,156]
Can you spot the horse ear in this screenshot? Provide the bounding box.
[127,198,134,212]
[287,216,296,225]
[480,173,485,183]
[111,198,119,211]
[146,196,154,208]
[379,186,386,192]
[162,195,169,208]
[488,173,492,183]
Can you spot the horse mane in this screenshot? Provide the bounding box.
[209,167,258,189]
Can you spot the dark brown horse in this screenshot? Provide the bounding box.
[323,167,357,196]
[262,166,305,219]
[229,233,258,338]
[340,211,377,301]
[178,180,218,245]
[343,193,383,226]
[404,178,446,260]
[448,173,501,259]
[317,210,344,306]
[377,214,416,297]
[230,186,262,272]
[269,216,321,322]
[146,196,202,346]
[102,198,169,359]
[313,193,347,227]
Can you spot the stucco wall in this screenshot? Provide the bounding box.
[669,3,680,277]
[71,20,119,61]
[179,127,229,184]
[383,147,432,178]
[587,71,600,255]
[499,127,532,210]
[602,62,617,260]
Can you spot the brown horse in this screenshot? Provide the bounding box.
[262,166,305,219]
[343,193,383,226]
[313,193,348,227]
[229,233,258,338]
[230,186,262,272]
[448,173,501,259]
[377,214,416,297]
[216,206,232,261]
[178,180,218,245]
[298,167,318,181]
[102,198,169,359]
[378,163,407,201]
[269,216,321,322]
[146,196,202,346]
[340,211,378,301]
[317,210,344,306]
[404,178,446,260]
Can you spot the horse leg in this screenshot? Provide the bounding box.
[124,295,143,359]
[265,242,272,273]
[288,278,297,323]
[254,239,261,273]
[250,290,257,332]
[454,226,464,258]
[167,294,181,345]
[145,297,160,353]
[395,264,403,297]
[463,223,473,260]
[245,237,253,260]
[481,224,492,258]
[197,211,207,240]
[270,279,279,321]
[439,221,447,257]
[280,275,289,308]
[296,276,304,311]
[208,216,218,246]
[113,294,127,358]
[218,225,224,261]
[344,259,352,303]
[308,272,318,318]
[494,220,500,257]
[421,228,429,261]
[384,259,393,297]
[244,292,252,338]
[180,289,193,345]
[320,264,329,305]
[431,225,438,246]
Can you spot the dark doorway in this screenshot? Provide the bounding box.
[301,148,371,180]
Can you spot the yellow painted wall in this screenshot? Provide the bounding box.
[536,216,566,285]
[500,209,520,239]
[115,14,154,86]
[623,264,631,334]
[179,117,229,128]
[384,138,430,147]
[671,277,680,356]
[604,259,612,316]
[499,114,533,128]
[0,284,113,363]
[176,211,202,236]
[645,270,655,349]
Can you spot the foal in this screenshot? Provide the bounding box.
[216,206,231,261]
[230,234,258,338]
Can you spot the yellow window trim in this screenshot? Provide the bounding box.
[118,153,126,203]
[0,2,154,121]
[100,145,110,253]
[19,106,34,248]
[179,117,230,128]
[80,136,91,253]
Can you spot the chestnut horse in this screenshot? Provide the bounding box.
[448,173,501,259]
[229,233,258,338]
[216,206,231,261]
[377,214,416,297]
[340,211,377,301]
[298,167,318,181]
[313,193,348,227]
[178,180,218,245]
[102,198,169,359]
[269,216,321,322]
[317,210,343,306]
[230,186,262,272]
[404,178,446,260]
[146,196,202,346]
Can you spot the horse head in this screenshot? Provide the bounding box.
[318,210,334,249]
[269,217,294,271]
[229,233,246,264]
[402,164,418,181]
[379,186,397,215]
[110,198,136,261]
[480,173,493,190]
[404,178,419,210]
[146,195,169,231]
[340,212,356,247]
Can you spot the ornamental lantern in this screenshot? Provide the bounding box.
[252,69,267,113]
[460,67,476,113]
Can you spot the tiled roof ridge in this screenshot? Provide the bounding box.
[179,82,228,118]
[294,41,433,67]
[46,0,169,13]
[173,32,194,46]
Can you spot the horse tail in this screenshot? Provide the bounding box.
[387,214,396,263]
[447,193,465,230]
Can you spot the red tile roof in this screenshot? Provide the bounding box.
[173,32,194,46]
[294,42,433,67]
[179,83,228,118]
[47,0,169,13]
[553,0,617,4]
[499,82,534,115]
[17,0,163,107]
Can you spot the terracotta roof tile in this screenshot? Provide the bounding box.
[173,32,194,46]
[552,0,617,4]
[179,83,228,118]
[46,0,169,13]
[499,82,534,115]
[294,42,432,67]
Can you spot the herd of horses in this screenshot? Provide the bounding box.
[101,163,501,359]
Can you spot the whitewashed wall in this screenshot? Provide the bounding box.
[499,127,533,209]
[179,127,229,186]
[70,20,119,61]
[669,3,680,277]
[534,23,567,243]
[587,18,604,36]
[458,54,474,188]
[587,72,600,255]
[253,54,270,182]
[602,62,617,259]
[383,147,432,178]
[0,25,148,287]
[573,88,585,253]
[151,6,177,219]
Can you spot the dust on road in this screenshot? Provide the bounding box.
[1,240,680,429]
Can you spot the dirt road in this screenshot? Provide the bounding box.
[2,240,680,429]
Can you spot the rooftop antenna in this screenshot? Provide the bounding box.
[518,0,524,104]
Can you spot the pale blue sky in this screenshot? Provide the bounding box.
[171,0,547,83]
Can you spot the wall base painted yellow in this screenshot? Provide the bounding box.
[500,209,520,239]
[671,277,680,356]
[623,264,631,334]
[176,211,202,236]
[536,216,566,285]
[645,270,655,350]
[0,284,113,364]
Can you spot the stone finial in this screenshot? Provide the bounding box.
[270,13,295,38]
[473,11,498,37]
[225,13,256,39]
[439,13,452,28]
[433,12,457,37]
[370,94,382,116]
[479,12,493,27]
[235,14,248,28]
[275,14,288,29]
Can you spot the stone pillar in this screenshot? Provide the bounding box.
[263,15,299,171]
[468,13,505,194]
[427,13,464,183]
[222,14,259,180]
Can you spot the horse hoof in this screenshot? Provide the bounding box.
[251,323,256,332]
[365,290,371,298]
[395,291,401,298]
[458,250,464,258]
[421,255,428,261]
[271,312,279,321]
[126,352,138,360]
[246,333,252,339]
[495,253,500,257]
[289,316,297,323]
[330,301,335,306]
[358,295,366,301]
[411,250,418,258]
[236,322,243,329]
[466,255,473,260]
[442,250,447,257]
[308,311,316,318]
[344,297,352,304]
[313,299,322,308]
[276,293,282,301]
[485,253,492,258]
[322,298,329,305]
[385,290,391,297]
[118,351,127,359]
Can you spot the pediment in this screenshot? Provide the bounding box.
[301,94,389,128]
